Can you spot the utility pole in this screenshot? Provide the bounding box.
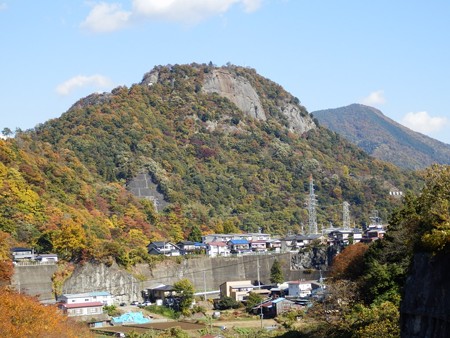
[203,271,207,301]
[257,256,263,328]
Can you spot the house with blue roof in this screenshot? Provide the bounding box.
[227,239,251,254]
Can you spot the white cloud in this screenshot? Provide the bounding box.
[132,0,262,23]
[360,90,386,106]
[81,0,262,33]
[56,75,114,96]
[80,2,131,33]
[401,111,448,134]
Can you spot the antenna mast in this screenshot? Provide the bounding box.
[343,201,350,230]
[308,175,318,234]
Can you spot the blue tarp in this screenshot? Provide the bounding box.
[111,312,151,325]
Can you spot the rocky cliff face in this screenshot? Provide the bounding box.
[401,252,450,337]
[281,102,316,135]
[290,246,334,271]
[202,69,267,120]
[62,262,141,303]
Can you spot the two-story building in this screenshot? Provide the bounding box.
[219,280,255,301]
[11,247,35,261]
[57,291,112,318]
[147,241,181,256]
[206,241,231,257]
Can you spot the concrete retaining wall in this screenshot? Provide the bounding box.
[11,263,57,302]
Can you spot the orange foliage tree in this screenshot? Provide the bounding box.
[0,287,92,338]
[0,231,13,286]
[331,242,369,281]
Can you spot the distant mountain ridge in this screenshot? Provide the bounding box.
[312,104,450,169]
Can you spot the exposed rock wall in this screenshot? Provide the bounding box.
[202,69,267,120]
[62,262,141,303]
[282,103,316,134]
[401,252,450,337]
[291,246,335,271]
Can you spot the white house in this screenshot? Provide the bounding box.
[328,228,362,245]
[287,280,314,298]
[11,247,35,261]
[58,291,113,306]
[206,241,231,257]
[58,291,112,318]
[35,253,58,263]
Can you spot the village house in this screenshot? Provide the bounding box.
[58,291,113,306]
[57,291,112,318]
[147,241,181,256]
[328,228,362,245]
[266,239,282,252]
[281,234,327,251]
[35,253,58,263]
[287,280,312,298]
[220,280,255,301]
[202,233,238,244]
[250,240,268,252]
[228,239,251,255]
[58,301,104,317]
[252,297,300,318]
[177,241,207,255]
[202,232,271,244]
[206,241,231,257]
[11,247,35,261]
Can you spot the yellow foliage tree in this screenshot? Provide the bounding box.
[52,218,87,261]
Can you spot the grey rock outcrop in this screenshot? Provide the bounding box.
[291,246,332,271]
[202,69,267,120]
[401,252,450,337]
[141,70,159,86]
[62,262,142,303]
[282,103,316,134]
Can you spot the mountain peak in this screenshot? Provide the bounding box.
[313,104,450,169]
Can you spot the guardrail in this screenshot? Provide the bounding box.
[13,260,57,266]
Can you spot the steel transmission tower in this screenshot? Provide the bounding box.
[343,201,350,230]
[308,175,318,235]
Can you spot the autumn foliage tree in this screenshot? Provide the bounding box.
[0,287,92,338]
[0,231,13,285]
[331,242,369,281]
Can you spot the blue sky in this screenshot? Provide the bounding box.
[1,1,450,144]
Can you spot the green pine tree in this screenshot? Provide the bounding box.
[270,259,284,284]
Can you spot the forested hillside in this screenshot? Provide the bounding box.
[313,104,450,169]
[1,63,422,265]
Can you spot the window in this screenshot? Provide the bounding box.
[90,307,100,314]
